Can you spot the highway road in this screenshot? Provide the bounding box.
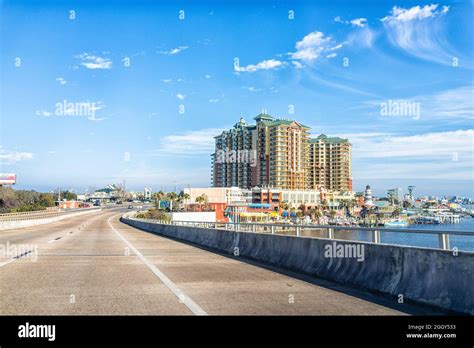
[0,209,446,315]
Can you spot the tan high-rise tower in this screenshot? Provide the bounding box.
[308,134,352,192]
[212,114,351,192]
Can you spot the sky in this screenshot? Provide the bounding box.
[0,0,473,198]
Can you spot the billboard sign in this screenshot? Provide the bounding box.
[0,173,16,185]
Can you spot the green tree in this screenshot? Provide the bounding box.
[38,193,55,208]
[64,191,77,201]
[391,207,402,218]
[195,195,206,206]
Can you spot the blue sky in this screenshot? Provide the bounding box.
[1,0,473,197]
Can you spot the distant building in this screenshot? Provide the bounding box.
[212,113,351,192]
[144,188,152,200]
[321,190,356,211]
[387,188,402,203]
[254,113,310,190]
[309,135,352,192]
[211,118,255,188]
[183,187,250,205]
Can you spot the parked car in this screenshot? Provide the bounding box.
[127,205,133,209]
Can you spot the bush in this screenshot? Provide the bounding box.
[147,209,170,222]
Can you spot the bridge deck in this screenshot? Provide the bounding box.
[0,209,446,315]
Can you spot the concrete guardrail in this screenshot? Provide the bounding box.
[0,208,101,231]
[120,216,474,315]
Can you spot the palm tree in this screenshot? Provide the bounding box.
[298,204,306,215]
[152,191,165,208]
[321,199,329,215]
[167,192,177,211]
[195,195,206,207]
[391,207,402,218]
[314,209,323,224]
[340,199,355,217]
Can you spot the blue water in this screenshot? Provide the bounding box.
[299,216,474,252]
[341,217,474,252]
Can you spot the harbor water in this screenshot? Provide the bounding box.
[297,216,474,252]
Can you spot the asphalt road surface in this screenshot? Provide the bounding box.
[0,209,446,315]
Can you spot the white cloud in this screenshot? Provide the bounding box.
[234,59,285,73]
[0,149,34,163]
[350,130,473,159]
[209,99,219,103]
[423,86,474,120]
[176,94,186,101]
[292,61,303,69]
[349,129,474,180]
[56,77,67,85]
[326,53,337,59]
[205,74,211,79]
[87,114,107,122]
[365,85,474,121]
[157,46,189,55]
[290,31,331,62]
[346,27,375,48]
[243,86,263,92]
[161,79,172,83]
[151,128,223,155]
[335,16,368,28]
[381,4,448,22]
[329,44,343,51]
[381,4,454,65]
[350,18,367,28]
[75,53,112,69]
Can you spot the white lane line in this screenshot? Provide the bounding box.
[0,249,36,267]
[0,259,16,267]
[48,236,63,244]
[107,216,207,316]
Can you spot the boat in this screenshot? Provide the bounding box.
[414,216,440,225]
[384,220,409,228]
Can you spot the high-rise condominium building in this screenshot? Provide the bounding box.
[212,114,351,191]
[308,135,352,192]
[255,113,310,190]
[211,118,255,188]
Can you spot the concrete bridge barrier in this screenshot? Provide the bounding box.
[121,217,474,315]
[0,208,101,231]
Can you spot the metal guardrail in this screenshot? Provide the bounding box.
[0,207,101,222]
[136,219,474,251]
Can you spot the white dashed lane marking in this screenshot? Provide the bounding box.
[107,215,207,316]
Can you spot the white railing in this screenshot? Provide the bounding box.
[132,218,474,251]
